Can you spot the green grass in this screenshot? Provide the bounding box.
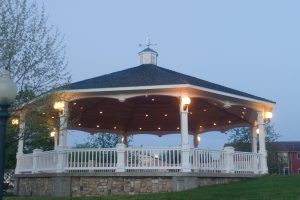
[5,175,300,200]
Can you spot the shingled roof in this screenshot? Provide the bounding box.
[66,64,275,104]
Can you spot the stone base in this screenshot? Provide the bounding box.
[13,172,257,197]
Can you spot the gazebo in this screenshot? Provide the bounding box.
[14,47,275,197]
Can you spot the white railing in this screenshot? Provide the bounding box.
[125,147,181,171]
[17,153,33,172]
[35,150,59,172]
[191,149,226,173]
[65,148,117,172]
[16,146,262,175]
[233,151,260,174]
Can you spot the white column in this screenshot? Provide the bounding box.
[54,132,58,150]
[116,143,126,172]
[15,112,25,174]
[224,146,235,173]
[251,125,258,153]
[180,101,191,172]
[58,101,68,148]
[258,111,268,174]
[32,149,43,173]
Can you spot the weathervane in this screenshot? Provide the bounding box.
[139,37,157,48]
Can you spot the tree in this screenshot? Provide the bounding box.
[0,0,70,169]
[227,121,281,173]
[76,132,132,148]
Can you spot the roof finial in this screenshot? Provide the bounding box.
[139,37,157,48]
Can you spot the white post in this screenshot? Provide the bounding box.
[224,146,235,173]
[116,143,126,172]
[15,112,25,174]
[58,101,68,148]
[56,146,66,172]
[32,149,43,173]
[258,111,268,174]
[251,125,258,153]
[180,99,191,172]
[251,125,259,174]
[54,132,58,150]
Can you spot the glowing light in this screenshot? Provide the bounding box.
[80,107,83,110]
[228,120,232,124]
[265,112,273,119]
[53,101,64,110]
[189,112,193,115]
[177,127,180,130]
[213,123,217,126]
[50,131,56,137]
[73,102,77,105]
[199,125,203,128]
[51,116,55,119]
[139,127,142,130]
[256,128,260,134]
[242,111,245,115]
[203,109,207,112]
[42,113,46,115]
[158,127,161,130]
[78,123,81,126]
[99,111,103,114]
[145,114,149,117]
[114,126,117,130]
[164,113,168,117]
[243,107,247,110]
[151,98,155,102]
[197,135,201,142]
[96,125,100,128]
[11,118,19,126]
[181,97,191,105]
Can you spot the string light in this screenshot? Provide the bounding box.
[158,127,161,130]
[78,123,81,126]
[96,125,100,128]
[99,111,103,114]
[228,120,232,124]
[203,109,207,112]
[213,123,217,126]
[145,114,149,117]
[73,102,77,105]
[139,127,142,130]
[114,126,117,130]
[177,127,180,130]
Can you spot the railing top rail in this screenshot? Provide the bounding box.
[234,151,259,155]
[65,148,117,151]
[126,147,181,150]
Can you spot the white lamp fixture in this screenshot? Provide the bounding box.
[50,131,56,137]
[11,118,19,126]
[181,96,191,111]
[256,128,260,134]
[264,112,273,119]
[53,101,64,111]
[197,135,201,142]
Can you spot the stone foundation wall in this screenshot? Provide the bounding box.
[14,173,251,197]
[72,177,172,196]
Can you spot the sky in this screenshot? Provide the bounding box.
[40,0,300,149]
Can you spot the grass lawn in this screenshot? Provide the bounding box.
[5,175,300,200]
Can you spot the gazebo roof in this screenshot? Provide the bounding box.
[66,64,275,104]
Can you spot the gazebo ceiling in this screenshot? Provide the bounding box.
[69,95,256,136]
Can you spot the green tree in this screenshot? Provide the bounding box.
[227,121,281,173]
[0,0,69,169]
